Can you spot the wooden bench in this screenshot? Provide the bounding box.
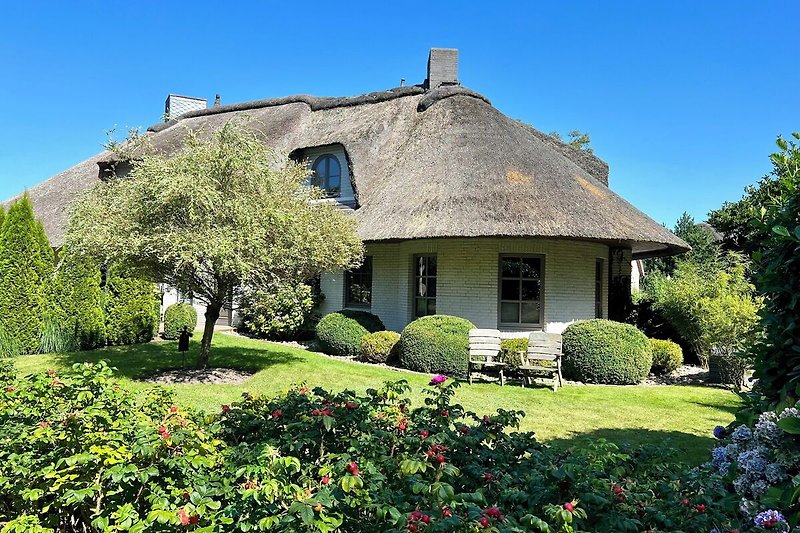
[468,328,506,386]
[517,331,563,391]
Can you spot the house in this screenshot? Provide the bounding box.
[6,48,688,333]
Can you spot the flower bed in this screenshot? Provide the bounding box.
[0,359,765,532]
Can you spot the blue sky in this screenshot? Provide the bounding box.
[1,1,798,227]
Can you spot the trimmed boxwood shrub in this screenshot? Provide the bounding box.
[562,319,653,384]
[500,337,528,368]
[163,302,198,340]
[649,338,683,374]
[360,331,401,364]
[399,315,475,378]
[316,310,385,357]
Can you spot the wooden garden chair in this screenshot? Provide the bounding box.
[518,331,563,391]
[468,328,506,386]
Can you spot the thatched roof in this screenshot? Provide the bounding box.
[3,85,687,258]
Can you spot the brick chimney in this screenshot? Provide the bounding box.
[164,94,207,121]
[425,48,459,90]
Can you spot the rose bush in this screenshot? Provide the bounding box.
[0,362,763,532]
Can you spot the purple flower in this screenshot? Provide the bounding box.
[754,509,786,528]
[430,374,448,385]
[713,425,727,439]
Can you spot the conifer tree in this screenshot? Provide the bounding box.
[50,249,106,350]
[103,265,159,346]
[0,195,54,354]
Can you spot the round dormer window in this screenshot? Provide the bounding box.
[311,154,341,196]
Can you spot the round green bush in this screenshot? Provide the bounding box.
[399,315,475,378]
[649,338,683,374]
[360,331,401,364]
[163,303,198,340]
[562,319,653,384]
[316,310,385,357]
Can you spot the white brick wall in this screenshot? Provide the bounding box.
[319,238,613,334]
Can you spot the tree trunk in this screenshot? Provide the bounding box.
[197,301,222,369]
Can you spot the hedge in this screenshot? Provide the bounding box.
[360,331,401,364]
[316,310,385,357]
[399,315,474,378]
[562,319,653,384]
[104,266,160,346]
[649,338,683,374]
[163,302,198,340]
[50,250,106,350]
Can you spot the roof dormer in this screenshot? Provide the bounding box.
[291,144,357,208]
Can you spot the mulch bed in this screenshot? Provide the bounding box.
[144,368,256,385]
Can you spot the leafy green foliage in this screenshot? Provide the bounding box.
[500,337,528,368]
[0,364,746,532]
[103,266,159,346]
[548,129,594,153]
[399,315,475,378]
[67,120,363,368]
[0,361,228,531]
[562,319,653,384]
[749,133,800,404]
[708,173,784,257]
[239,282,316,340]
[163,303,198,340]
[316,310,385,358]
[360,331,400,364]
[646,258,762,367]
[645,212,722,277]
[0,195,54,355]
[649,338,683,374]
[49,249,106,350]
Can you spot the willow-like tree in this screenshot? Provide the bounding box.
[67,121,364,368]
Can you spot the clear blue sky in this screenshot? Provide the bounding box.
[1,1,798,227]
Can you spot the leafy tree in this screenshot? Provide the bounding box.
[103,265,159,346]
[708,174,784,257]
[749,133,800,405]
[50,249,106,350]
[549,129,593,153]
[646,256,762,367]
[0,195,54,354]
[644,212,721,276]
[67,121,363,368]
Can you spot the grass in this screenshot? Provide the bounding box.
[11,332,740,465]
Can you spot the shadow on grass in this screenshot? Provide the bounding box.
[547,427,715,466]
[51,337,303,381]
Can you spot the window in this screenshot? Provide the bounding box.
[499,255,542,326]
[310,154,341,196]
[595,258,604,319]
[345,256,372,307]
[413,255,437,317]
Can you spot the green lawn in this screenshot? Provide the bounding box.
[12,332,739,464]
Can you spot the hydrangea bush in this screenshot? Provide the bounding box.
[704,403,800,532]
